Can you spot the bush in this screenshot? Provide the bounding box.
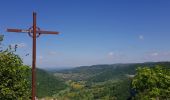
[0,49,31,100]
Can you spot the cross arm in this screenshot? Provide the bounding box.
[7,28,60,35]
[7,28,29,33]
[36,30,60,35]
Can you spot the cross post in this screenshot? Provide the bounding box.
[7,12,60,100]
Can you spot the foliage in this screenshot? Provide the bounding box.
[35,68,67,98]
[0,35,67,99]
[0,49,31,100]
[55,62,170,82]
[132,66,170,100]
[53,79,131,100]
[53,62,170,100]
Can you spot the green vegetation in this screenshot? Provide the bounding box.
[53,79,131,100]
[36,68,67,98]
[53,62,170,100]
[132,66,170,99]
[1,49,170,100]
[54,62,170,82]
[0,36,67,99]
[0,49,30,99]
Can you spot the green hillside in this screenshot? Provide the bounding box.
[29,68,67,98]
[54,62,170,82]
[52,62,170,99]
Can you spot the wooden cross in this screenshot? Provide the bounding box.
[7,12,60,100]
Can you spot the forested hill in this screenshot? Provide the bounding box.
[29,68,67,98]
[54,62,170,82]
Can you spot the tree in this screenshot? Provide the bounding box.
[132,66,170,100]
[0,38,30,99]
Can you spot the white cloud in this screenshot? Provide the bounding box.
[139,35,144,40]
[108,51,126,59]
[108,52,114,56]
[151,51,170,57]
[142,51,170,62]
[48,51,57,55]
[151,52,159,56]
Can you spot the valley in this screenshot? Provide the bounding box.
[36,62,170,100]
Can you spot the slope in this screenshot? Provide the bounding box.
[29,68,67,98]
[54,62,170,82]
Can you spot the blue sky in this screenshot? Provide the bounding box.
[0,0,170,68]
